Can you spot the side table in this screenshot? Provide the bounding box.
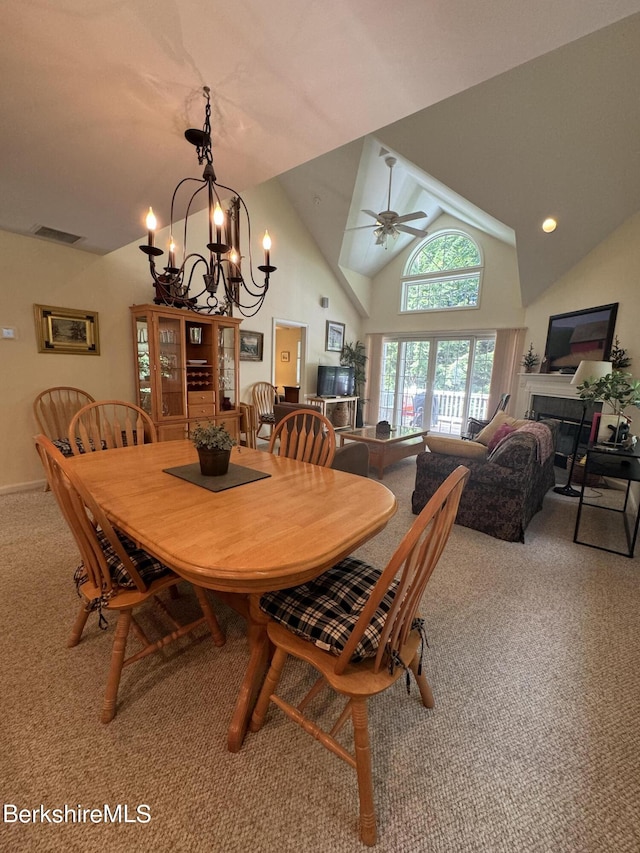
[304,396,358,430]
[573,443,640,558]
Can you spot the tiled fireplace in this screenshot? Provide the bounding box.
[519,373,602,463]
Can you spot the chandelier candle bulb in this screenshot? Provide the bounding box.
[213,203,224,246]
[229,248,240,278]
[168,238,176,269]
[263,231,271,267]
[146,207,157,247]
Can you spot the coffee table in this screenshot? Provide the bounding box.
[339,425,429,479]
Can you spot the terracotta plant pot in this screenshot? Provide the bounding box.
[197,448,231,476]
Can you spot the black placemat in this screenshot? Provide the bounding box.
[163,462,271,492]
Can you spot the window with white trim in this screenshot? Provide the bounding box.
[401,231,483,312]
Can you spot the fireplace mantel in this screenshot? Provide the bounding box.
[518,372,574,402]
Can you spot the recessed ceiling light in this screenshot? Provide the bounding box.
[542,218,557,233]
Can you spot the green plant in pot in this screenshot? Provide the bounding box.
[340,340,367,427]
[191,421,236,476]
[576,370,640,443]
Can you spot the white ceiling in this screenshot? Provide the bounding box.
[2,1,640,307]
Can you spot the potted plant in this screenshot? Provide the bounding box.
[340,340,367,427]
[576,370,640,443]
[609,336,632,370]
[191,421,236,476]
[520,342,540,373]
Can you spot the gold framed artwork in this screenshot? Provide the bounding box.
[34,304,100,355]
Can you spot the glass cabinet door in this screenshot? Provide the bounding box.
[134,314,153,416]
[156,315,186,420]
[217,323,238,411]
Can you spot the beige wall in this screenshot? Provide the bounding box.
[513,211,640,417]
[1,179,361,491]
[362,214,525,335]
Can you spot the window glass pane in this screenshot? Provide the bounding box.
[400,341,430,426]
[379,341,398,422]
[409,233,480,275]
[469,339,495,420]
[404,275,480,311]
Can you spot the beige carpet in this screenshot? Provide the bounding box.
[1,458,639,852]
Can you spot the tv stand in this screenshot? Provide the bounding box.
[305,395,358,430]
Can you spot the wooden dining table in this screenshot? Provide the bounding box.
[65,440,397,751]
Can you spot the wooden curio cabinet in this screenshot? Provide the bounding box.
[130,304,241,442]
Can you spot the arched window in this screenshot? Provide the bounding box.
[401,231,483,312]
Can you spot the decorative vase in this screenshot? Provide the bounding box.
[197,448,231,476]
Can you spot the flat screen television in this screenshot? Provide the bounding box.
[541,303,618,373]
[317,365,355,397]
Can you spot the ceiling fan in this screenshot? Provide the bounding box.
[347,155,428,246]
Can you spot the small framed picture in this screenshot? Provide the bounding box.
[325,321,345,353]
[281,351,290,362]
[239,329,263,361]
[34,304,100,355]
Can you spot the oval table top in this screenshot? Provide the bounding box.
[66,440,398,593]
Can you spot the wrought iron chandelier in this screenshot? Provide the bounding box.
[140,86,276,317]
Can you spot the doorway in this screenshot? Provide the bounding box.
[378,334,495,434]
[273,319,308,402]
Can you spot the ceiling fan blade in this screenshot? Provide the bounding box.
[396,224,429,238]
[394,211,427,224]
[345,224,377,232]
[362,209,382,221]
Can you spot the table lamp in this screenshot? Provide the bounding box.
[553,359,611,497]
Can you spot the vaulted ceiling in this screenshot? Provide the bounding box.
[2,1,640,309]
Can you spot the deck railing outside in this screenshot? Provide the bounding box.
[378,390,490,436]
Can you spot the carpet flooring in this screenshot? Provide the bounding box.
[1,457,639,852]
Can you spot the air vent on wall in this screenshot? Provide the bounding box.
[33,225,83,245]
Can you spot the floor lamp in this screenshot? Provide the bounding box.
[553,359,611,497]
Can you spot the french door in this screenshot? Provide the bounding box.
[379,335,495,434]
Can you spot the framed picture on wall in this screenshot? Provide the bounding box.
[325,321,345,353]
[239,329,263,361]
[34,304,100,355]
[281,351,290,362]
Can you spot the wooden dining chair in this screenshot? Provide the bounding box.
[250,465,470,846]
[238,402,257,449]
[251,382,278,440]
[33,386,96,462]
[268,409,336,467]
[68,400,157,455]
[35,435,225,723]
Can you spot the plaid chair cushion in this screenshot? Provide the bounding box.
[259,557,398,660]
[53,437,107,456]
[96,528,172,589]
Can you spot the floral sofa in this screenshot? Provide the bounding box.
[411,416,559,542]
